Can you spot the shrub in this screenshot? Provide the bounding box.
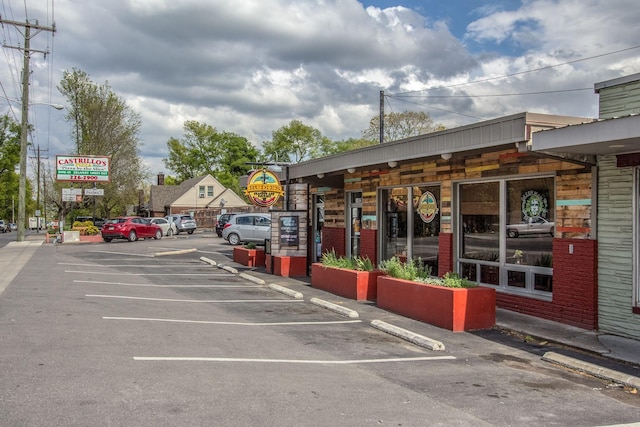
[379,257,477,288]
[72,220,99,235]
[244,242,257,249]
[320,249,374,271]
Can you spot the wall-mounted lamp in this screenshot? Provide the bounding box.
[347,168,356,174]
[441,153,452,160]
[388,161,398,168]
[317,173,324,179]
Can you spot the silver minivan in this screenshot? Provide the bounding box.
[221,213,271,245]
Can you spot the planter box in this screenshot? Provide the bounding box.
[311,263,383,301]
[273,256,307,277]
[377,276,496,332]
[233,247,266,267]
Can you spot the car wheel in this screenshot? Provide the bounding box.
[188,230,194,235]
[228,233,241,245]
[128,230,137,242]
[167,228,173,237]
[507,229,519,238]
[103,237,113,242]
[154,229,162,240]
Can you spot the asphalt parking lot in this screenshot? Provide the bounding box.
[1,233,639,426]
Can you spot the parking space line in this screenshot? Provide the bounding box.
[86,294,304,303]
[75,280,262,288]
[88,250,155,257]
[133,356,457,364]
[61,263,210,268]
[67,270,225,276]
[103,316,362,326]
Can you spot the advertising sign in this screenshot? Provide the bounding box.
[279,216,299,247]
[56,155,110,182]
[244,168,284,207]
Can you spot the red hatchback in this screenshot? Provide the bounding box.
[101,216,163,242]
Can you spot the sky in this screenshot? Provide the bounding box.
[1,0,639,183]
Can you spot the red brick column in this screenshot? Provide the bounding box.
[360,229,377,266]
[321,227,346,257]
[438,233,453,276]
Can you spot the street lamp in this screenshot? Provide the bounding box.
[2,96,63,242]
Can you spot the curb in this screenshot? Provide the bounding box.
[268,283,303,299]
[370,320,445,351]
[220,265,238,274]
[542,351,640,389]
[309,298,359,318]
[199,256,217,266]
[154,248,197,257]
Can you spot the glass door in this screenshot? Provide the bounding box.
[347,192,362,257]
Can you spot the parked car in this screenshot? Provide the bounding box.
[0,220,7,233]
[165,214,197,235]
[215,213,237,237]
[146,217,177,236]
[507,217,555,238]
[101,216,163,242]
[8,223,16,231]
[222,213,271,245]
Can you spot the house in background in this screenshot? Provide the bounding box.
[533,72,640,340]
[148,173,248,228]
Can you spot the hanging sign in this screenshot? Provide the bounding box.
[244,168,284,207]
[416,191,439,223]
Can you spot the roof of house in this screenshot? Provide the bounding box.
[149,176,204,213]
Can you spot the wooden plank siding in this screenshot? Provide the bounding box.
[597,155,640,339]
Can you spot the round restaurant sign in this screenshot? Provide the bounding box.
[244,169,285,207]
[416,191,439,223]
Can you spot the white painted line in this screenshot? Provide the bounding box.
[133,356,455,365]
[89,250,155,257]
[371,320,445,351]
[133,356,456,364]
[74,280,262,288]
[66,270,223,276]
[104,316,362,326]
[86,294,304,303]
[310,297,359,318]
[239,273,265,285]
[61,263,211,268]
[268,283,303,299]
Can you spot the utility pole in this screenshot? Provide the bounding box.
[379,90,384,144]
[0,17,56,241]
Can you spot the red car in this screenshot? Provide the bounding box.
[101,216,163,242]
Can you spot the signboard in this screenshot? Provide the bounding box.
[56,155,110,182]
[62,188,83,202]
[244,168,284,207]
[84,188,104,196]
[279,216,299,247]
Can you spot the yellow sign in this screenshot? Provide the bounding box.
[244,169,284,207]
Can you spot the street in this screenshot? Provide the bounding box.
[0,232,639,426]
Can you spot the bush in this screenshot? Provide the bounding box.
[72,220,100,235]
[320,249,374,271]
[244,242,257,249]
[378,257,477,288]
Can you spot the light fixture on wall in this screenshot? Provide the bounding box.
[347,168,356,173]
[388,161,397,168]
[441,153,452,160]
[317,173,324,179]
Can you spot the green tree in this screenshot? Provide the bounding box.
[163,120,258,195]
[262,119,330,163]
[326,137,377,155]
[0,114,22,221]
[54,68,148,220]
[362,110,446,143]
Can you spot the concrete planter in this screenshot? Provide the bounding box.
[377,275,496,332]
[233,247,266,267]
[311,263,384,301]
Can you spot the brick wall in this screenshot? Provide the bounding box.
[438,233,454,276]
[360,229,377,266]
[496,238,598,330]
[322,227,346,257]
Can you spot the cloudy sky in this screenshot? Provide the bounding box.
[1,0,639,182]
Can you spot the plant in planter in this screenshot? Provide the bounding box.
[244,242,257,249]
[377,256,495,331]
[311,250,381,301]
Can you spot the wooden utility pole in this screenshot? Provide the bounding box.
[379,90,384,144]
[0,17,56,241]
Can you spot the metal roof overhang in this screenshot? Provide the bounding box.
[288,112,589,182]
[532,114,640,158]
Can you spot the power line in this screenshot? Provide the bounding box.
[393,87,594,99]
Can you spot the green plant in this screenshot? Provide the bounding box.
[320,249,374,271]
[244,242,257,249]
[534,253,553,267]
[72,220,99,235]
[378,256,431,281]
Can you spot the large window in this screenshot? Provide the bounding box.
[458,177,554,295]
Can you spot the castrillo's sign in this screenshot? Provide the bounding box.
[244,169,284,207]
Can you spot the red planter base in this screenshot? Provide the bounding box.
[311,263,383,301]
[233,247,266,267]
[377,276,496,332]
[273,256,307,277]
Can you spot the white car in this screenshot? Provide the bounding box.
[147,217,177,236]
[222,213,271,245]
[507,217,554,238]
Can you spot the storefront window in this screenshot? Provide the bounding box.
[460,182,500,262]
[412,186,440,276]
[381,188,408,260]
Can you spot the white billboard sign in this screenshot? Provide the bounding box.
[56,155,110,182]
[84,188,104,196]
